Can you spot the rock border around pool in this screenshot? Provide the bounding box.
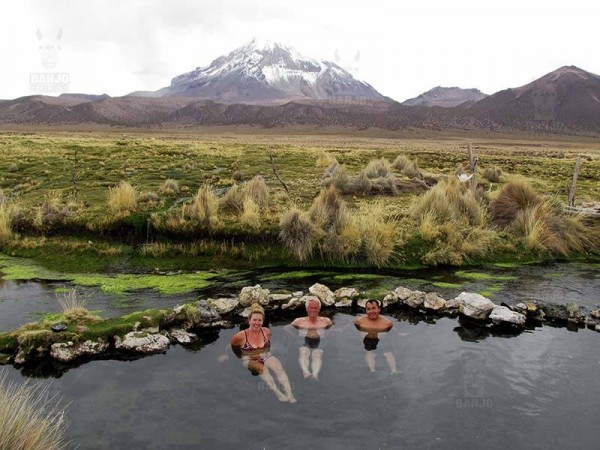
[0,283,598,367]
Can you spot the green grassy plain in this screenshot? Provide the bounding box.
[1,128,599,272]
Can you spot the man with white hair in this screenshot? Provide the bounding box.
[290,297,332,380]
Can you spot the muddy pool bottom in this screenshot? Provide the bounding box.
[4,312,600,449]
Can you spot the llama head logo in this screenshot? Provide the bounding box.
[333,48,361,76]
[37,28,63,70]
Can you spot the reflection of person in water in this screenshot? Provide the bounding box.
[219,304,296,403]
[290,297,332,380]
[354,299,399,375]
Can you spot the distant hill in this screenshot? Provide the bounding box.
[1,64,599,135]
[464,65,600,131]
[403,86,487,107]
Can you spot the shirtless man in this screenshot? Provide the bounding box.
[354,299,399,374]
[290,297,332,380]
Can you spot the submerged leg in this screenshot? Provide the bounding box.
[365,351,376,372]
[266,356,296,403]
[383,352,399,375]
[311,349,324,380]
[298,346,311,378]
[259,366,288,402]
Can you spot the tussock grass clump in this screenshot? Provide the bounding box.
[241,198,261,229]
[508,198,591,256]
[279,208,316,262]
[392,155,410,171]
[482,166,503,183]
[411,178,496,265]
[490,180,543,228]
[322,162,350,192]
[402,159,421,179]
[34,191,77,230]
[0,189,5,204]
[364,158,392,178]
[0,371,68,450]
[138,191,159,204]
[189,184,219,228]
[309,186,349,232]
[57,289,101,323]
[107,181,138,214]
[316,151,337,168]
[411,177,485,227]
[220,183,246,214]
[244,175,270,209]
[356,201,397,267]
[160,179,180,196]
[0,203,17,243]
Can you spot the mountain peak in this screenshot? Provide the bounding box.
[148,38,385,104]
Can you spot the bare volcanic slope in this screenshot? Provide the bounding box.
[464,66,600,131]
[141,38,387,104]
[403,86,488,107]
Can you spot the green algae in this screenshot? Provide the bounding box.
[264,271,334,281]
[456,270,516,281]
[431,281,463,289]
[332,273,386,281]
[0,254,216,295]
[479,283,504,298]
[70,272,215,295]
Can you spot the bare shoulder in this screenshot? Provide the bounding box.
[354,315,365,326]
[382,316,393,329]
[230,330,244,346]
[262,327,271,338]
[291,317,303,327]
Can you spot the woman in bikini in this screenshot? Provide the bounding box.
[220,304,296,403]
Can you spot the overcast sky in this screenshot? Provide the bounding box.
[1,0,598,102]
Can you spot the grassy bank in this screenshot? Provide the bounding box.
[0,131,598,271]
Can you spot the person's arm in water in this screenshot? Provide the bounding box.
[217,330,244,363]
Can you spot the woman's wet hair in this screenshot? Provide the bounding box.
[305,297,322,310]
[248,303,265,321]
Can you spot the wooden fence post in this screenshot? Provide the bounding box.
[568,156,582,207]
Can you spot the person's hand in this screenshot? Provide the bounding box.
[217,354,229,363]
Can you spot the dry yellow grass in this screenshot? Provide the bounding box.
[107,181,138,213]
[240,198,261,229]
[0,371,68,450]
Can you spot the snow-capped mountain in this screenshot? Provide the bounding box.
[141,38,387,104]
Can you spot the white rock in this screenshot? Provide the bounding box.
[50,339,109,362]
[489,306,526,327]
[334,287,360,300]
[168,329,198,344]
[282,296,305,310]
[208,297,239,314]
[309,283,335,306]
[292,291,304,298]
[114,332,170,353]
[457,292,496,320]
[334,298,353,308]
[405,291,426,309]
[239,284,270,306]
[357,298,368,309]
[423,292,446,311]
[268,293,293,302]
[393,286,414,301]
[239,306,253,318]
[445,298,461,310]
[383,293,399,307]
[591,309,600,320]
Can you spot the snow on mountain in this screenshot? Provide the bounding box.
[146,38,386,104]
